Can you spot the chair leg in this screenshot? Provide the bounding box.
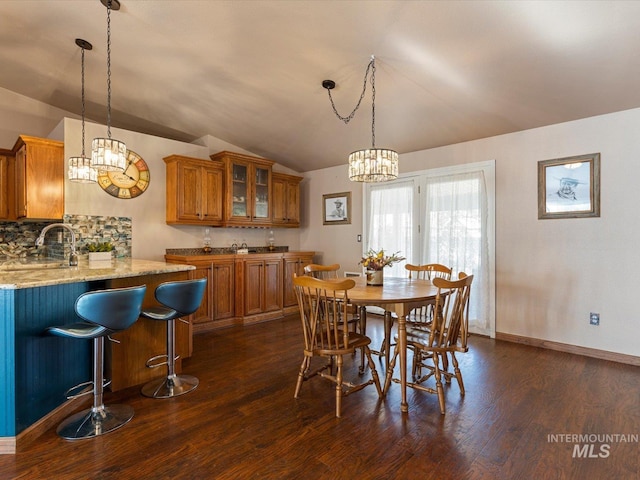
[433,353,446,415]
[294,356,310,398]
[142,319,199,398]
[57,337,134,440]
[450,352,465,395]
[364,346,383,397]
[359,306,367,374]
[335,355,343,418]
[383,344,399,393]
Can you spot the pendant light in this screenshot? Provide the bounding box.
[68,39,98,183]
[91,0,126,172]
[322,56,398,182]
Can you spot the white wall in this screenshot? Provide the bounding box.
[301,108,640,357]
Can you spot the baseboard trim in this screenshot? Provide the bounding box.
[496,332,640,366]
[0,437,16,455]
[0,396,91,454]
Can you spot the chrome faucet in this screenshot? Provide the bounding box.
[35,223,78,266]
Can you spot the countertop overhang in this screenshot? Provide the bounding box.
[0,258,195,290]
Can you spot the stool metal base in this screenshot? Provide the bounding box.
[141,374,199,398]
[56,404,134,440]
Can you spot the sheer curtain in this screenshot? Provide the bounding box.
[365,180,413,278]
[423,171,490,335]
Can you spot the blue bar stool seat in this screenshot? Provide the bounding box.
[46,285,146,440]
[140,278,207,398]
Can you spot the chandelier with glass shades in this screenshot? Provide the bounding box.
[322,55,398,182]
[91,0,127,173]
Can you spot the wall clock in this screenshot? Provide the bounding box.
[98,150,150,199]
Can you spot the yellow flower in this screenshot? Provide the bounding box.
[359,249,405,271]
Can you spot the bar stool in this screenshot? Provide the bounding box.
[140,277,207,398]
[46,285,147,440]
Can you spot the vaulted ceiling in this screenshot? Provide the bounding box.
[1,1,640,172]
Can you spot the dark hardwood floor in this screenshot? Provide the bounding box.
[1,313,638,479]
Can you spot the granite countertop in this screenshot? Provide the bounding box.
[0,258,195,290]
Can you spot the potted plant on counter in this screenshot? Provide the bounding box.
[87,241,115,262]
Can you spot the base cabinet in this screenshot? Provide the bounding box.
[191,264,214,324]
[212,259,235,321]
[243,257,282,316]
[283,253,314,308]
[165,251,314,331]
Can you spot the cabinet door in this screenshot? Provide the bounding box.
[272,173,301,226]
[15,145,27,219]
[191,264,213,324]
[263,258,282,312]
[286,181,300,224]
[177,163,203,221]
[253,166,270,222]
[283,257,300,307]
[14,138,64,220]
[272,176,287,224]
[230,162,250,221]
[0,155,10,219]
[213,260,234,320]
[283,255,313,307]
[202,166,223,223]
[244,260,264,315]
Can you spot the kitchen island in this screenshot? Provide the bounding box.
[0,258,195,454]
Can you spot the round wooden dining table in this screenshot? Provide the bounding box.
[347,275,439,413]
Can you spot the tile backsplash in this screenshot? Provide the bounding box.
[0,214,132,260]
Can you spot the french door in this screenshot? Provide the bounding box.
[363,161,495,336]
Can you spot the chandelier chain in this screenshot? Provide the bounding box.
[80,46,86,157]
[327,57,375,125]
[106,0,113,139]
[371,59,376,148]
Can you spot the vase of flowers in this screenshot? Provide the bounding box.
[359,249,405,286]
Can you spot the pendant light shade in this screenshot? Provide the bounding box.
[69,39,98,183]
[69,155,99,183]
[91,137,127,171]
[91,0,126,172]
[348,148,398,182]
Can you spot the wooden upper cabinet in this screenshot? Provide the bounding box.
[12,135,64,220]
[272,172,302,227]
[0,151,14,220]
[209,151,274,227]
[164,155,223,225]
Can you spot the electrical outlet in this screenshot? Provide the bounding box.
[590,312,600,326]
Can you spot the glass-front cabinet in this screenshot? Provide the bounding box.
[211,151,274,227]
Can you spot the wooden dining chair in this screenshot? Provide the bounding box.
[304,263,362,330]
[405,263,452,328]
[303,263,341,279]
[377,263,453,359]
[293,275,382,417]
[387,273,473,414]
